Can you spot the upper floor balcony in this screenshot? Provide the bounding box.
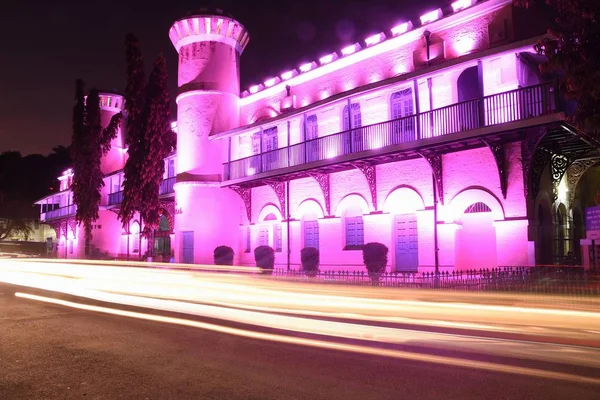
[223,82,559,183]
[106,177,176,207]
[43,204,77,221]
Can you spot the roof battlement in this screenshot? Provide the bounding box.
[169,10,249,54]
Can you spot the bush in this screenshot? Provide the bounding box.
[214,245,234,265]
[300,247,320,277]
[362,242,388,276]
[254,245,275,273]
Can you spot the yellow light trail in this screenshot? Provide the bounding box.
[15,292,600,386]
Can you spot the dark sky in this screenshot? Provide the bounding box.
[0,0,440,155]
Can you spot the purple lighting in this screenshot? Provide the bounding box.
[420,9,442,25]
[390,22,412,36]
[299,62,316,73]
[319,52,338,65]
[341,43,361,56]
[451,0,477,12]
[365,32,385,46]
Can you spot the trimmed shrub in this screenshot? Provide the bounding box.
[362,242,388,276]
[254,245,275,273]
[214,245,234,265]
[300,247,320,277]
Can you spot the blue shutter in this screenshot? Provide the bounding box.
[304,221,319,249]
[345,217,364,247]
[275,224,282,252]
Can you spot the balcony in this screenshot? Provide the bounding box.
[160,177,176,195]
[44,205,77,221]
[224,83,558,182]
[108,191,124,206]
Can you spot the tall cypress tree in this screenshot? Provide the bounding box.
[119,35,176,258]
[71,82,122,254]
[119,33,146,228]
[139,53,177,238]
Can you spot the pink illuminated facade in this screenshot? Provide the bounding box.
[37,0,599,271]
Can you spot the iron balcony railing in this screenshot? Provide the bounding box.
[160,176,176,195]
[108,191,124,206]
[224,82,557,181]
[44,204,77,220]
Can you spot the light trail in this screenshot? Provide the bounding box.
[2,270,600,368]
[15,292,600,386]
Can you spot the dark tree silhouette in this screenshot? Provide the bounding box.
[514,0,600,137]
[119,34,175,258]
[71,80,122,253]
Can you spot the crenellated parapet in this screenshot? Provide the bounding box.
[169,9,250,55]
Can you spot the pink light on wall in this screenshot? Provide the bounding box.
[341,43,361,56]
[454,37,476,55]
[249,85,260,94]
[391,21,413,36]
[365,32,385,47]
[451,0,477,12]
[420,9,442,25]
[319,52,338,65]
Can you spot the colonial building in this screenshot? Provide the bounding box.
[36,0,600,271]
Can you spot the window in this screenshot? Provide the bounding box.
[345,216,364,249]
[250,133,261,174]
[342,103,363,153]
[133,233,140,253]
[305,114,319,162]
[245,226,251,253]
[167,159,175,178]
[259,225,269,246]
[304,220,319,249]
[275,224,282,252]
[390,88,415,144]
[262,127,279,172]
[465,202,492,213]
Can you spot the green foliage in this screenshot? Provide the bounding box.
[214,245,234,265]
[300,247,320,277]
[362,242,389,275]
[71,80,122,243]
[254,245,275,273]
[0,148,71,241]
[514,0,600,137]
[119,35,176,240]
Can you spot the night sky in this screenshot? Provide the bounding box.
[1,0,440,155]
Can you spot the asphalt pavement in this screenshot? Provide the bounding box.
[0,282,598,400]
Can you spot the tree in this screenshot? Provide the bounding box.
[119,35,176,257]
[514,0,600,137]
[119,33,147,239]
[71,80,122,253]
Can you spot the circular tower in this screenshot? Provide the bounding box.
[98,92,126,175]
[169,9,250,264]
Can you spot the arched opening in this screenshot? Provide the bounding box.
[555,203,568,262]
[455,201,497,270]
[383,187,424,273]
[456,66,481,130]
[297,199,323,250]
[153,208,172,262]
[536,202,553,265]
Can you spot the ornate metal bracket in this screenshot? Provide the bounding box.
[46,220,64,240]
[229,186,252,223]
[530,148,551,201]
[482,140,507,199]
[306,172,331,216]
[350,162,377,211]
[567,157,600,205]
[550,152,576,203]
[68,218,78,239]
[520,129,547,199]
[159,201,175,233]
[265,180,287,219]
[418,152,444,205]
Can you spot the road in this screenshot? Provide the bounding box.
[1,281,599,400]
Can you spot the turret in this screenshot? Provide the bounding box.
[169,9,249,176]
[169,9,250,264]
[98,92,125,174]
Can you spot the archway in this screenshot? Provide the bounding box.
[258,204,284,252]
[153,208,172,261]
[455,201,497,270]
[296,199,324,249]
[456,65,481,130]
[383,186,425,272]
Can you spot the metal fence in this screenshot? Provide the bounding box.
[269,266,600,297]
